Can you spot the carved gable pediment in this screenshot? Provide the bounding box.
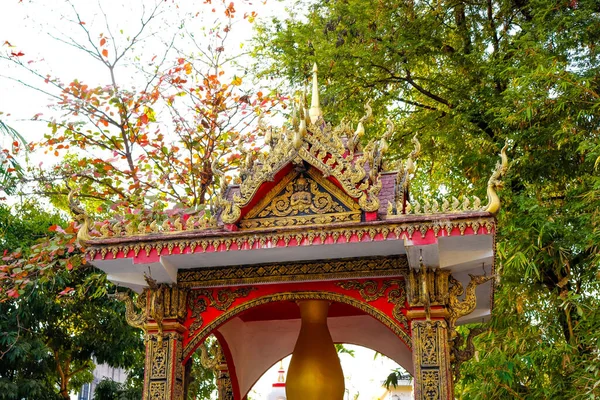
[240,167,361,229]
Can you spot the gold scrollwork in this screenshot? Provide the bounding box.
[412,319,450,400]
[240,167,361,229]
[183,291,412,361]
[336,279,408,328]
[188,287,255,333]
[67,187,92,246]
[447,274,494,333]
[112,291,147,330]
[178,256,408,288]
[407,266,451,315]
[144,331,185,400]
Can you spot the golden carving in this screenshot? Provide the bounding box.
[239,168,361,229]
[112,291,147,330]
[67,187,92,246]
[447,273,494,333]
[407,267,451,317]
[336,279,408,328]
[149,382,166,400]
[183,291,411,361]
[144,278,188,345]
[178,256,408,288]
[485,141,509,214]
[260,176,343,216]
[422,370,441,399]
[86,218,496,262]
[114,279,188,349]
[412,319,450,400]
[188,287,255,333]
[145,332,185,400]
[150,345,167,378]
[216,67,387,224]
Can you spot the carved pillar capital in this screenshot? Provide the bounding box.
[405,265,494,397]
[114,281,189,400]
[406,266,450,320]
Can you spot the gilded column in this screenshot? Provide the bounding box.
[215,348,235,400]
[113,280,188,400]
[142,283,188,400]
[144,329,186,400]
[406,266,494,399]
[410,319,452,399]
[406,267,452,400]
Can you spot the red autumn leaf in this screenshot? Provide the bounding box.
[102,48,108,57]
[6,288,19,298]
[100,38,106,46]
[58,286,74,295]
[10,51,25,57]
[140,114,149,124]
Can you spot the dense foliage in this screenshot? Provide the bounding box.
[0,203,144,399]
[1,0,599,398]
[253,0,600,398]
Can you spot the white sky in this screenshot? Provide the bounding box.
[249,345,405,400]
[0,1,407,398]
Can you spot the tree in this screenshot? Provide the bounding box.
[0,202,145,400]
[2,0,280,210]
[0,0,281,299]
[0,1,273,397]
[253,0,600,397]
[0,117,26,196]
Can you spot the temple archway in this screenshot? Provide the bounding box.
[185,295,413,399]
[81,64,507,399]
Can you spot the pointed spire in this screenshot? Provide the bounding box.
[308,63,322,124]
[277,361,285,383]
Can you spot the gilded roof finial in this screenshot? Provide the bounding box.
[308,63,322,124]
[484,141,509,215]
[67,186,92,246]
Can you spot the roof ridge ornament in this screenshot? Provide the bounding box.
[67,186,92,246]
[484,141,509,215]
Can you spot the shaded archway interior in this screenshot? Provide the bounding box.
[208,300,413,399]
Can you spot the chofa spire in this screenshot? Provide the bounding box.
[308,63,322,124]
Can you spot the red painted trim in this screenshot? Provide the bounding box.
[90,218,495,263]
[213,331,242,400]
[364,211,378,221]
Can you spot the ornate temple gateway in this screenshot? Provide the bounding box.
[78,65,507,400]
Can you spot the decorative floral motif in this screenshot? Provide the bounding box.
[188,287,255,333]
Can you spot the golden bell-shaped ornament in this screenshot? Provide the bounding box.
[286,300,345,400]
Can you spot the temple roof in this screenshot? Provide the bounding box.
[73,63,507,324]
